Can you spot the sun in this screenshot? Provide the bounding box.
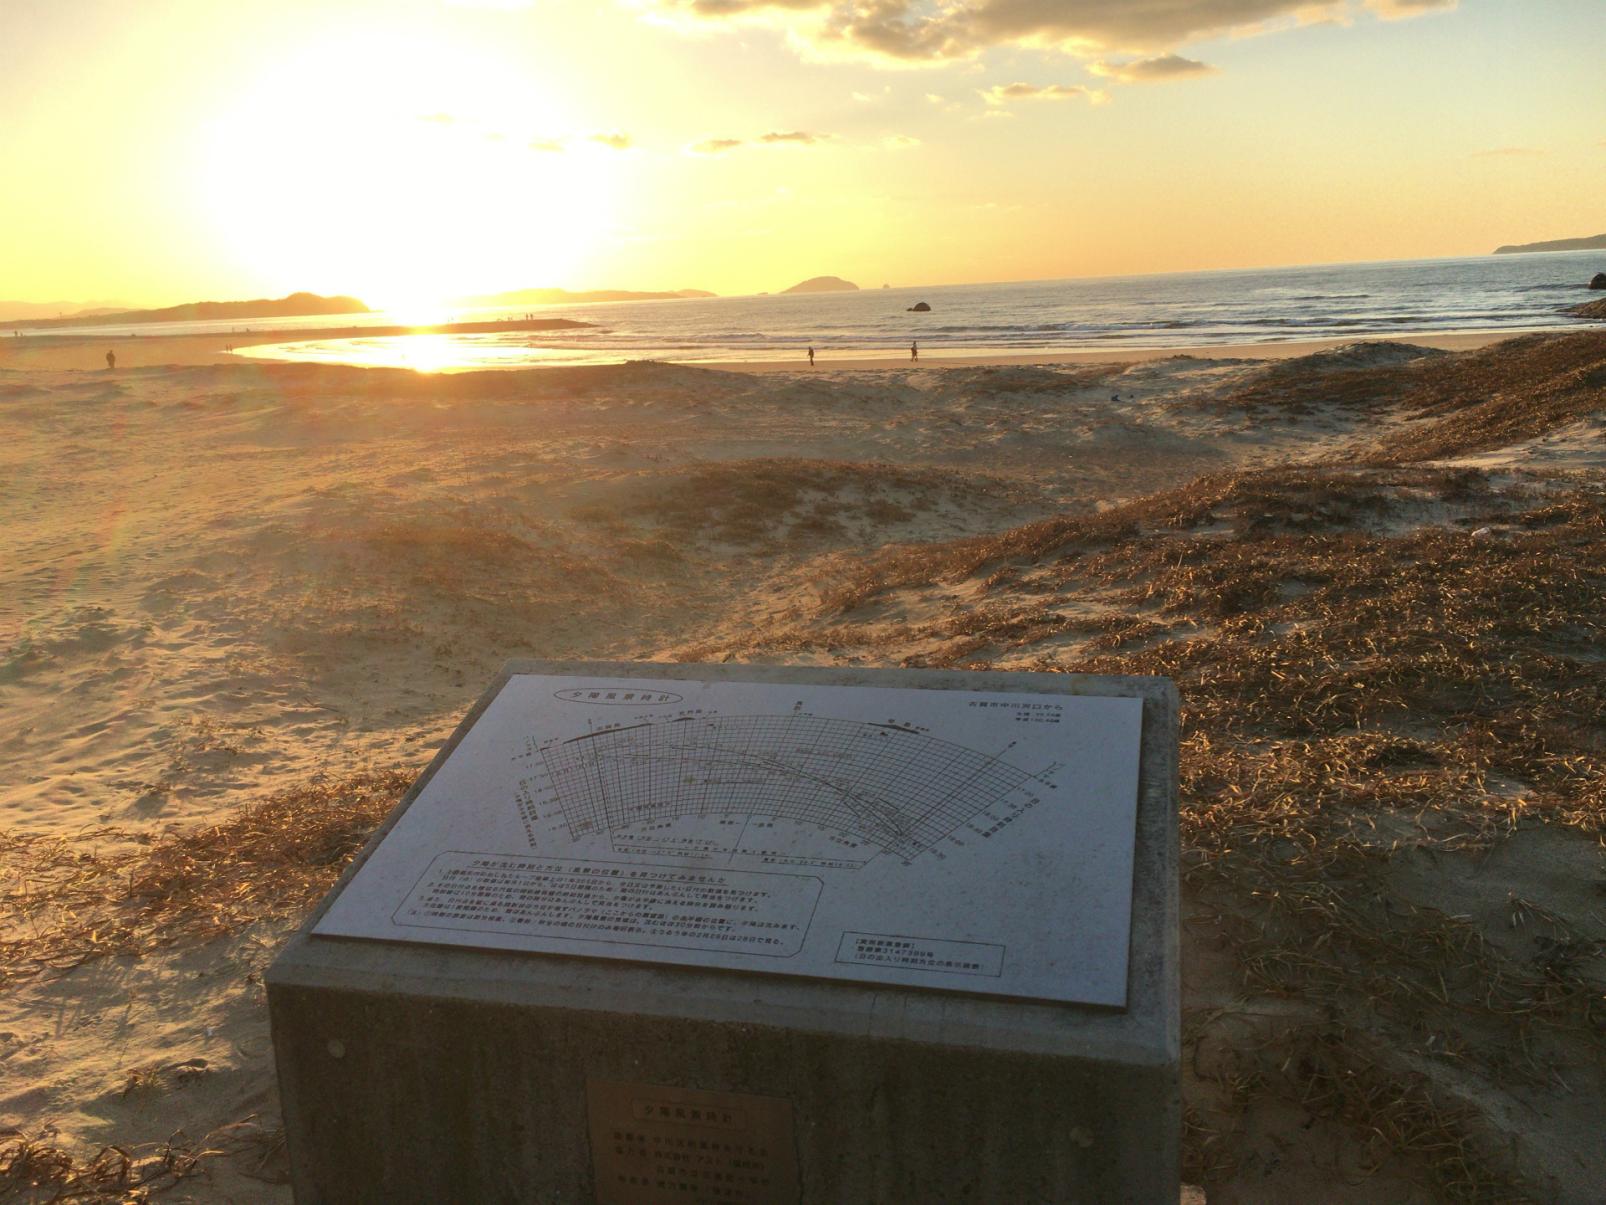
[196,28,621,310]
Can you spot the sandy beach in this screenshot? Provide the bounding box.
[3,329,1604,1201]
[0,326,1558,375]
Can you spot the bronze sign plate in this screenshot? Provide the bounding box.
[587,1079,800,1205]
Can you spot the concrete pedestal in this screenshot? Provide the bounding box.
[267,663,1179,1204]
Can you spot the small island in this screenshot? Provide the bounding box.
[783,276,859,294]
[1492,233,1606,254]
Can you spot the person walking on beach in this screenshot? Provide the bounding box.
[910,340,918,362]
[105,349,116,370]
[807,345,815,366]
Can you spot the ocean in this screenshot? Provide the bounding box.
[39,250,1606,371]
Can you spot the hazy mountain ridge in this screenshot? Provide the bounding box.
[9,291,369,330]
[0,300,137,323]
[1492,233,1606,254]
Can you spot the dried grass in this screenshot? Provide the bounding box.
[0,1117,283,1203]
[815,464,1498,614]
[1371,331,1606,462]
[1192,329,1605,462]
[764,455,1606,1197]
[583,458,1010,548]
[0,770,412,987]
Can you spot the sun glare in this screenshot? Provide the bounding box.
[198,29,620,309]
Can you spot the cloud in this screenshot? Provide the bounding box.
[1091,54,1217,83]
[687,131,834,153]
[1471,146,1545,158]
[646,1,1458,65]
[881,133,921,149]
[759,130,831,144]
[528,137,565,152]
[981,82,1102,107]
[418,112,457,125]
[590,132,633,150]
[1366,0,1458,18]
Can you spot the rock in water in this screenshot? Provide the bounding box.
[907,301,932,312]
[1589,272,1606,289]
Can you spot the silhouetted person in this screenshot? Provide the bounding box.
[105,349,116,370]
[807,346,815,366]
[911,340,918,362]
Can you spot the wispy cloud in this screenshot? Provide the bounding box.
[759,130,831,144]
[1091,54,1218,83]
[590,132,633,150]
[981,82,1104,107]
[881,133,921,150]
[687,131,834,154]
[1367,0,1458,18]
[528,137,565,152]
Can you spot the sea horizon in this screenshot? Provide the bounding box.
[16,248,1600,373]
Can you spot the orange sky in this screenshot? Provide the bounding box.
[1,0,1601,309]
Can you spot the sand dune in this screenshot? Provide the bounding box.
[2,333,1603,1202]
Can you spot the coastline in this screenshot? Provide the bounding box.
[0,323,1589,374]
[692,327,1584,372]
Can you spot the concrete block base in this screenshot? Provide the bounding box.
[268,663,1179,1204]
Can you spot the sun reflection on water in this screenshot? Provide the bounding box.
[230,334,633,372]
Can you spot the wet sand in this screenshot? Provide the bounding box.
[0,325,1579,374]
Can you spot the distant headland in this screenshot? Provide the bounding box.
[0,299,133,323]
[467,287,716,306]
[9,291,369,330]
[1492,233,1606,254]
[783,276,859,294]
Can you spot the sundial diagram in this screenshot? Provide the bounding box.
[315,672,1146,1007]
[514,709,1051,869]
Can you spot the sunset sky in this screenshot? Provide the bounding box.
[1,0,1600,309]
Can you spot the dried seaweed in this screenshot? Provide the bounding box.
[0,770,411,987]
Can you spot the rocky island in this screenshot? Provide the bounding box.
[783,276,859,294]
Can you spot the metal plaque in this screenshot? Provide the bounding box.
[587,1079,799,1205]
[314,673,1144,1006]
